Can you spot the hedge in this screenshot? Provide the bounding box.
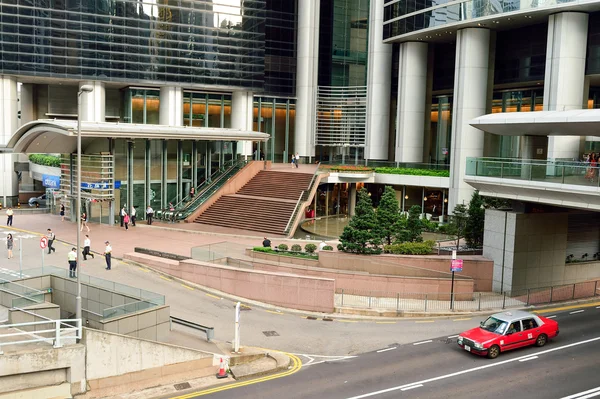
[252,247,318,260]
[383,240,435,255]
[374,167,450,177]
[29,154,61,167]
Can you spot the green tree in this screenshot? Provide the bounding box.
[448,203,468,251]
[406,205,424,242]
[465,191,485,248]
[376,186,401,245]
[338,188,382,254]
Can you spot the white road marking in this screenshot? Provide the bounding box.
[401,385,423,391]
[546,315,557,318]
[518,356,538,362]
[447,335,459,339]
[376,347,397,353]
[561,386,600,399]
[345,335,600,399]
[596,306,600,309]
[413,340,432,346]
[570,310,585,314]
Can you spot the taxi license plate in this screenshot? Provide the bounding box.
[464,345,471,352]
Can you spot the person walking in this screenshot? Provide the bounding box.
[146,205,154,225]
[7,233,14,259]
[47,228,56,254]
[103,241,112,270]
[82,234,94,260]
[295,153,300,168]
[123,212,130,230]
[120,205,126,227]
[60,203,65,222]
[80,212,90,232]
[291,153,296,168]
[67,247,77,278]
[6,207,13,226]
[130,206,137,226]
[189,186,195,199]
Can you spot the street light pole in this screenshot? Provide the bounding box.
[76,85,94,323]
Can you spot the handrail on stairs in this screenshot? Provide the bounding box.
[283,165,322,235]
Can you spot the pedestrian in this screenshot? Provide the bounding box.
[123,212,130,230]
[291,153,296,168]
[83,234,94,260]
[67,247,77,278]
[7,233,14,259]
[6,207,13,226]
[146,205,154,225]
[319,240,327,251]
[169,202,175,223]
[295,153,300,168]
[47,228,56,254]
[60,203,65,222]
[189,186,195,199]
[80,212,90,232]
[103,241,112,270]
[262,237,271,248]
[130,206,137,226]
[120,205,126,227]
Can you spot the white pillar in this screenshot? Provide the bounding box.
[449,28,491,211]
[159,86,183,126]
[295,0,320,158]
[232,91,254,157]
[395,42,428,163]
[365,0,392,160]
[20,84,36,126]
[544,12,589,160]
[0,76,19,207]
[79,81,106,122]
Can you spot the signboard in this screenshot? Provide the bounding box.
[40,236,48,249]
[81,180,121,190]
[42,175,60,189]
[451,259,463,272]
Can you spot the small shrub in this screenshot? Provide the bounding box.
[29,154,61,167]
[383,240,435,255]
[304,243,317,253]
[278,243,289,251]
[291,244,302,253]
[253,247,272,253]
[322,245,333,251]
[374,167,450,177]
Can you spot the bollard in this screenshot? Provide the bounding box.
[572,284,576,300]
[396,293,399,311]
[526,289,530,306]
[368,292,372,309]
[478,293,482,311]
[550,287,553,303]
[502,292,506,309]
[424,294,428,312]
[595,281,598,297]
[341,289,344,307]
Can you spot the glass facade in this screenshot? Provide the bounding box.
[0,0,266,89]
[254,97,295,163]
[494,24,547,85]
[183,92,232,128]
[263,0,297,96]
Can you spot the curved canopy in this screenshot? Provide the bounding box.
[4,120,270,154]
[469,109,600,136]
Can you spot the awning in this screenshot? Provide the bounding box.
[4,120,270,154]
[469,109,600,136]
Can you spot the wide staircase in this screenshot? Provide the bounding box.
[194,170,314,235]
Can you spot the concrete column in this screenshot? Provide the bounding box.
[232,91,254,158]
[449,28,491,211]
[159,86,183,126]
[395,41,428,163]
[161,140,168,209]
[365,0,392,160]
[79,81,106,122]
[127,141,134,209]
[20,84,36,126]
[544,12,589,160]
[145,139,151,214]
[349,183,357,217]
[0,76,19,207]
[294,0,320,159]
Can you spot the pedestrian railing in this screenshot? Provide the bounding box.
[0,318,81,355]
[335,280,600,312]
[102,298,163,320]
[0,278,46,308]
[283,165,323,235]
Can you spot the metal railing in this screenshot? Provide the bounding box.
[320,158,451,171]
[103,299,164,320]
[0,318,81,354]
[170,316,214,342]
[0,278,46,308]
[336,280,600,313]
[283,165,322,235]
[465,157,600,187]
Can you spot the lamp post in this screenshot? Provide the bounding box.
[76,85,94,323]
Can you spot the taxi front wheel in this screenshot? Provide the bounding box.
[487,345,500,359]
[536,334,548,347]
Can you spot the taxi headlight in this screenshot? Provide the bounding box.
[474,342,484,349]
[457,336,463,344]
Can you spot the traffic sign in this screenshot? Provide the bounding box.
[40,236,48,249]
[451,259,463,272]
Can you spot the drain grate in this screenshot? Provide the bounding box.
[174,382,192,391]
[262,330,280,337]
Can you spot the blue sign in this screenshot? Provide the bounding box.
[115,180,121,189]
[81,182,112,190]
[42,174,60,189]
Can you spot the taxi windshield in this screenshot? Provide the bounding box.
[480,316,508,334]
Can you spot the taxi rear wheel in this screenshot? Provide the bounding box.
[487,345,500,359]
[536,334,548,347]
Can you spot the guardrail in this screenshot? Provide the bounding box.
[170,316,214,342]
[0,278,46,308]
[283,165,322,235]
[0,318,81,354]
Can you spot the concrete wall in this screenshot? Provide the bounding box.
[97,305,170,341]
[125,252,336,312]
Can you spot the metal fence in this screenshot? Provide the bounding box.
[0,318,81,355]
[336,280,600,312]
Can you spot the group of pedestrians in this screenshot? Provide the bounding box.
[291,153,301,168]
[65,236,112,278]
[120,205,137,230]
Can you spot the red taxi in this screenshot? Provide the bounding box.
[457,310,559,359]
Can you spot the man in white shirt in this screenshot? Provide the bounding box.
[146,205,154,225]
[67,247,77,278]
[6,207,13,226]
[82,235,94,260]
[131,206,137,226]
[103,241,112,270]
[120,206,126,227]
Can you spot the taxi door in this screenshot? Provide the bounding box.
[503,321,527,350]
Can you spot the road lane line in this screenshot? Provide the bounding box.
[181,284,194,290]
[345,335,600,399]
[401,384,423,391]
[533,301,600,314]
[561,386,600,399]
[518,356,538,362]
[376,347,397,353]
[447,335,459,339]
[570,310,585,314]
[265,310,284,315]
[546,315,557,318]
[453,318,471,321]
[376,321,396,324]
[415,320,435,323]
[205,293,221,300]
[597,306,600,309]
[413,340,432,346]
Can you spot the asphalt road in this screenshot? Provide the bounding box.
[186,303,600,399]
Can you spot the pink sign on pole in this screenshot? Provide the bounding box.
[451,259,463,272]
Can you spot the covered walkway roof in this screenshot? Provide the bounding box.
[3,120,270,154]
[469,109,600,136]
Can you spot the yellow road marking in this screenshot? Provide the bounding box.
[453,318,472,321]
[240,304,251,309]
[337,319,359,323]
[415,320,435,323]
[206,293,221,300]
[159,275,171,281]
[376,321,396,324]
[181,284,194,290]
[138,267,149,272]
[300,316,308,319]
[170,353,302,398]
[265,310,284,315]
[533,301,600,314]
